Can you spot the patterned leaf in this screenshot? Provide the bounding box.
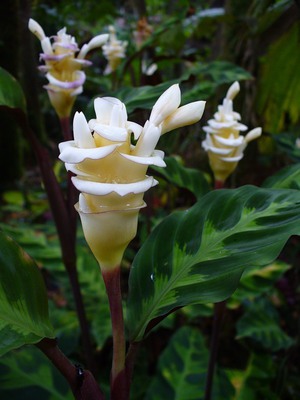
[145,327,233,400]
[229,260,290,307]
[0,347,72,399]
[236,298,294,351]
[152,156,210,200]
[127,186,300,342]
[228,353,279,400]
[0,232,54,356]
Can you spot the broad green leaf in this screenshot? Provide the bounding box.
[228,353,279,400]
[228,260,290,307]
[263,162,300,189]
[0,67,26,112]
[127,186,300,342]
[0,346,73,400]
[236,298,294,351]
[145,327,234,400]
[0,232,54,356]
[152,156,211,200]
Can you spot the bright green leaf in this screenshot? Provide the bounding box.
[0,67,26,112]
[127,186,300,342]
[0,232,54,356]
[145,327,234,400]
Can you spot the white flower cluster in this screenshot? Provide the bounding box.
[102,26,127,75]
[29,19,108,117]
[202,81,262,182]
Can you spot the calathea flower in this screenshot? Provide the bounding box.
[29,19,108,118]
[59,84,205,270]
[202,81,262,183]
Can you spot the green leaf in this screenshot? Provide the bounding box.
[236,298,294,351]
[152,156,211,200]
[229,260,291,307]
[228,353,280,400]
[263,162,300,189]
[126,186,300,342]
[0,67,26,112]
[145,327,234,400]
[272,133,300,163]
[0,346,73,399]
[0,232,54,356]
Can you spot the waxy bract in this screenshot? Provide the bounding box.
[29,19,108,118]
[59,84,205,270]
[202,81,262,182]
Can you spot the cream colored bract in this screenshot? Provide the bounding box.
[202,81,262,183]
[59,84,205,270]
[29,18,108,118]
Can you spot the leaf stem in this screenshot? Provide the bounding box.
[204,300,227,400]
[36,338,105,400]
[102,267,129,400]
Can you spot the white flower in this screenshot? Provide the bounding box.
[29,18,108,118]
[59,84,205,270]
[202,81,262,182]
[102,26,127,75]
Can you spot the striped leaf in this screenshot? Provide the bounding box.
[145,327,233,400]
[0,232,54,356]
[126,186,300,342]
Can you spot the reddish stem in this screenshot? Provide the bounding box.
[214,180,225,190]
[102,267,129,400]
[37,338,105,400]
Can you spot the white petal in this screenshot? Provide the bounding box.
[161,101,205,134]
[59,141,118,163]
[77,34,109,59]
[126,121,143,139]
[214,135,244,147]
[226,81,240,100]
[72,175,158,196]
[220,154,243,162]
[134,122,161,156]
[93,97,124,124]
[120,150,166,167]
[89,121,128,141]
[202,140,232,155]
[244,127,262,143]
[41,37,53,55]
[28,19,46,41]
[73,112,95,148]
[149,84,181,126]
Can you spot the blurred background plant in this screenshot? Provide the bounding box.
[0,0,300,399]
